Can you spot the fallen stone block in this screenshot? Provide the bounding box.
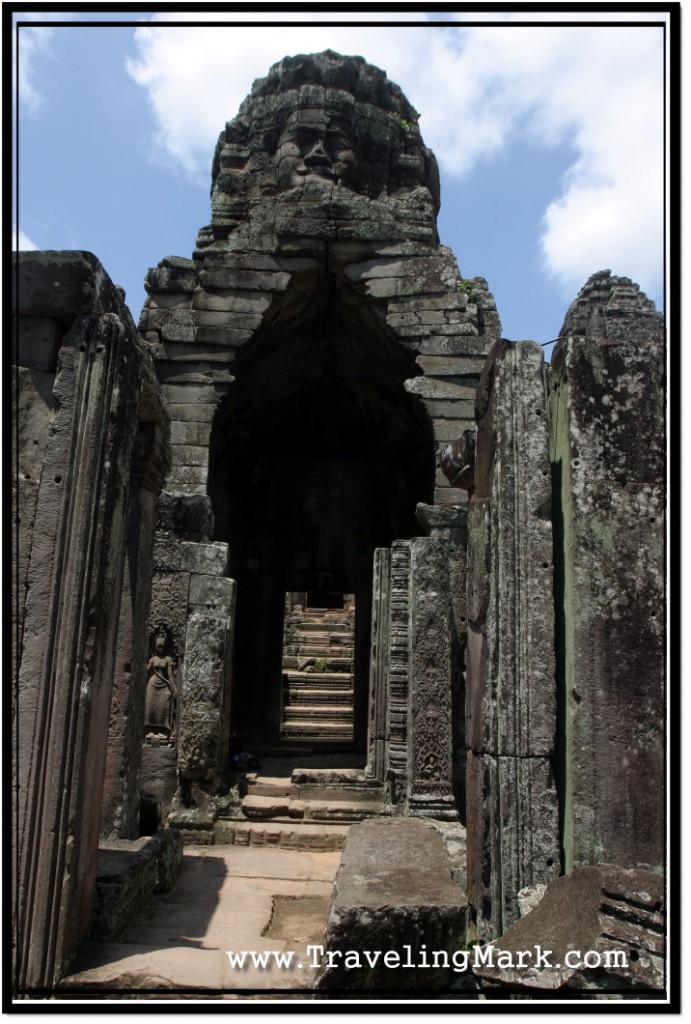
[473,864,664,993]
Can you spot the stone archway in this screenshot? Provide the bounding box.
[208,284,436,751]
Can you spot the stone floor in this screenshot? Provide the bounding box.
[61,844,343,998]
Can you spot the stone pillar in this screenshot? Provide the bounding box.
[407,505,465,821]
[465,341,560,939]
[169,574,236,842]
[100,421,170,840]
[15,300,143,990]
[549,327,665,872]
[385,540,411,806]
[366,547,391,782]
[141,494,228,819]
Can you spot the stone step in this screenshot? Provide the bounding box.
[282,723,354,739]
[291,624,353,636]
[245,776,292,797]
[241,794,384,824]
[295,784,387,804]
[288,647,354,659]
[242,794,290,818]
[295,657,352,672]
[285,648,354,662]
[285,688,354,705]
[283,705,352,721]
[284,671,353,688]
[289,633,353,644]
[292,799,387,823]
[213,819,351,851]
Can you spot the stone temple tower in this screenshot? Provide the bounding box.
[135,50,499,829]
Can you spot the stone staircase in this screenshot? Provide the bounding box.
[214,757,390,850]
[281,602,355,742]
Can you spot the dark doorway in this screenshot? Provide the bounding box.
[208,284,435,749]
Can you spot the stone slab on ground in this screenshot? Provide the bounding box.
[61,845,342,995]
[316,817,467,991]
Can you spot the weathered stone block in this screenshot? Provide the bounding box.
[432,418,476,442]
[420,398,476,420]
[166,403,218,423]
[91,832,183,942]
[176,541,228,577]
[14,250,124,319]
[14,316,62,371]
[199,267,290,292]
[473,865,664,992]
[169,443,209,467]
[404,377,476,401]
[316,818,466,991]
[191,288,273,313]
[160,383,220,406]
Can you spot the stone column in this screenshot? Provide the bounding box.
[549,330,665,872]
[169,573,236,842]
[366,547,391,783]
[385,540,411,806]
[15,309,142,990]
[406,505,464,821]
[100,422,170,840]
[465,341,560,939]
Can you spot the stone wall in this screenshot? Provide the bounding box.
[460,272,665,941]
[13,252,169,990]
[548,272,665,872]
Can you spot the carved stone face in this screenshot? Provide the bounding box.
[274,107,358,191]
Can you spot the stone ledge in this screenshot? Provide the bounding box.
[91,831,183,942]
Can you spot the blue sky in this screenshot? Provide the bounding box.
[13,10,669,354]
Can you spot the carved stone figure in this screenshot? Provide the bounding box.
[144,631,177,743]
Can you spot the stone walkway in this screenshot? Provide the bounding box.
[62,845,342,998]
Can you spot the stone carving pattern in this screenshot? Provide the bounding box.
[410,537,452,796]
[386,541,411,804]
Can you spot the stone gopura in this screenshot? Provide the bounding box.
[13,51,666,999]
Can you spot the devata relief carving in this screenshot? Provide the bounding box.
[144,628,177,744]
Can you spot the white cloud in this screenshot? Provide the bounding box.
[126,15,666,302]
[13,226,38,250]
[14,17,59,114]
[14,24,53,111]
